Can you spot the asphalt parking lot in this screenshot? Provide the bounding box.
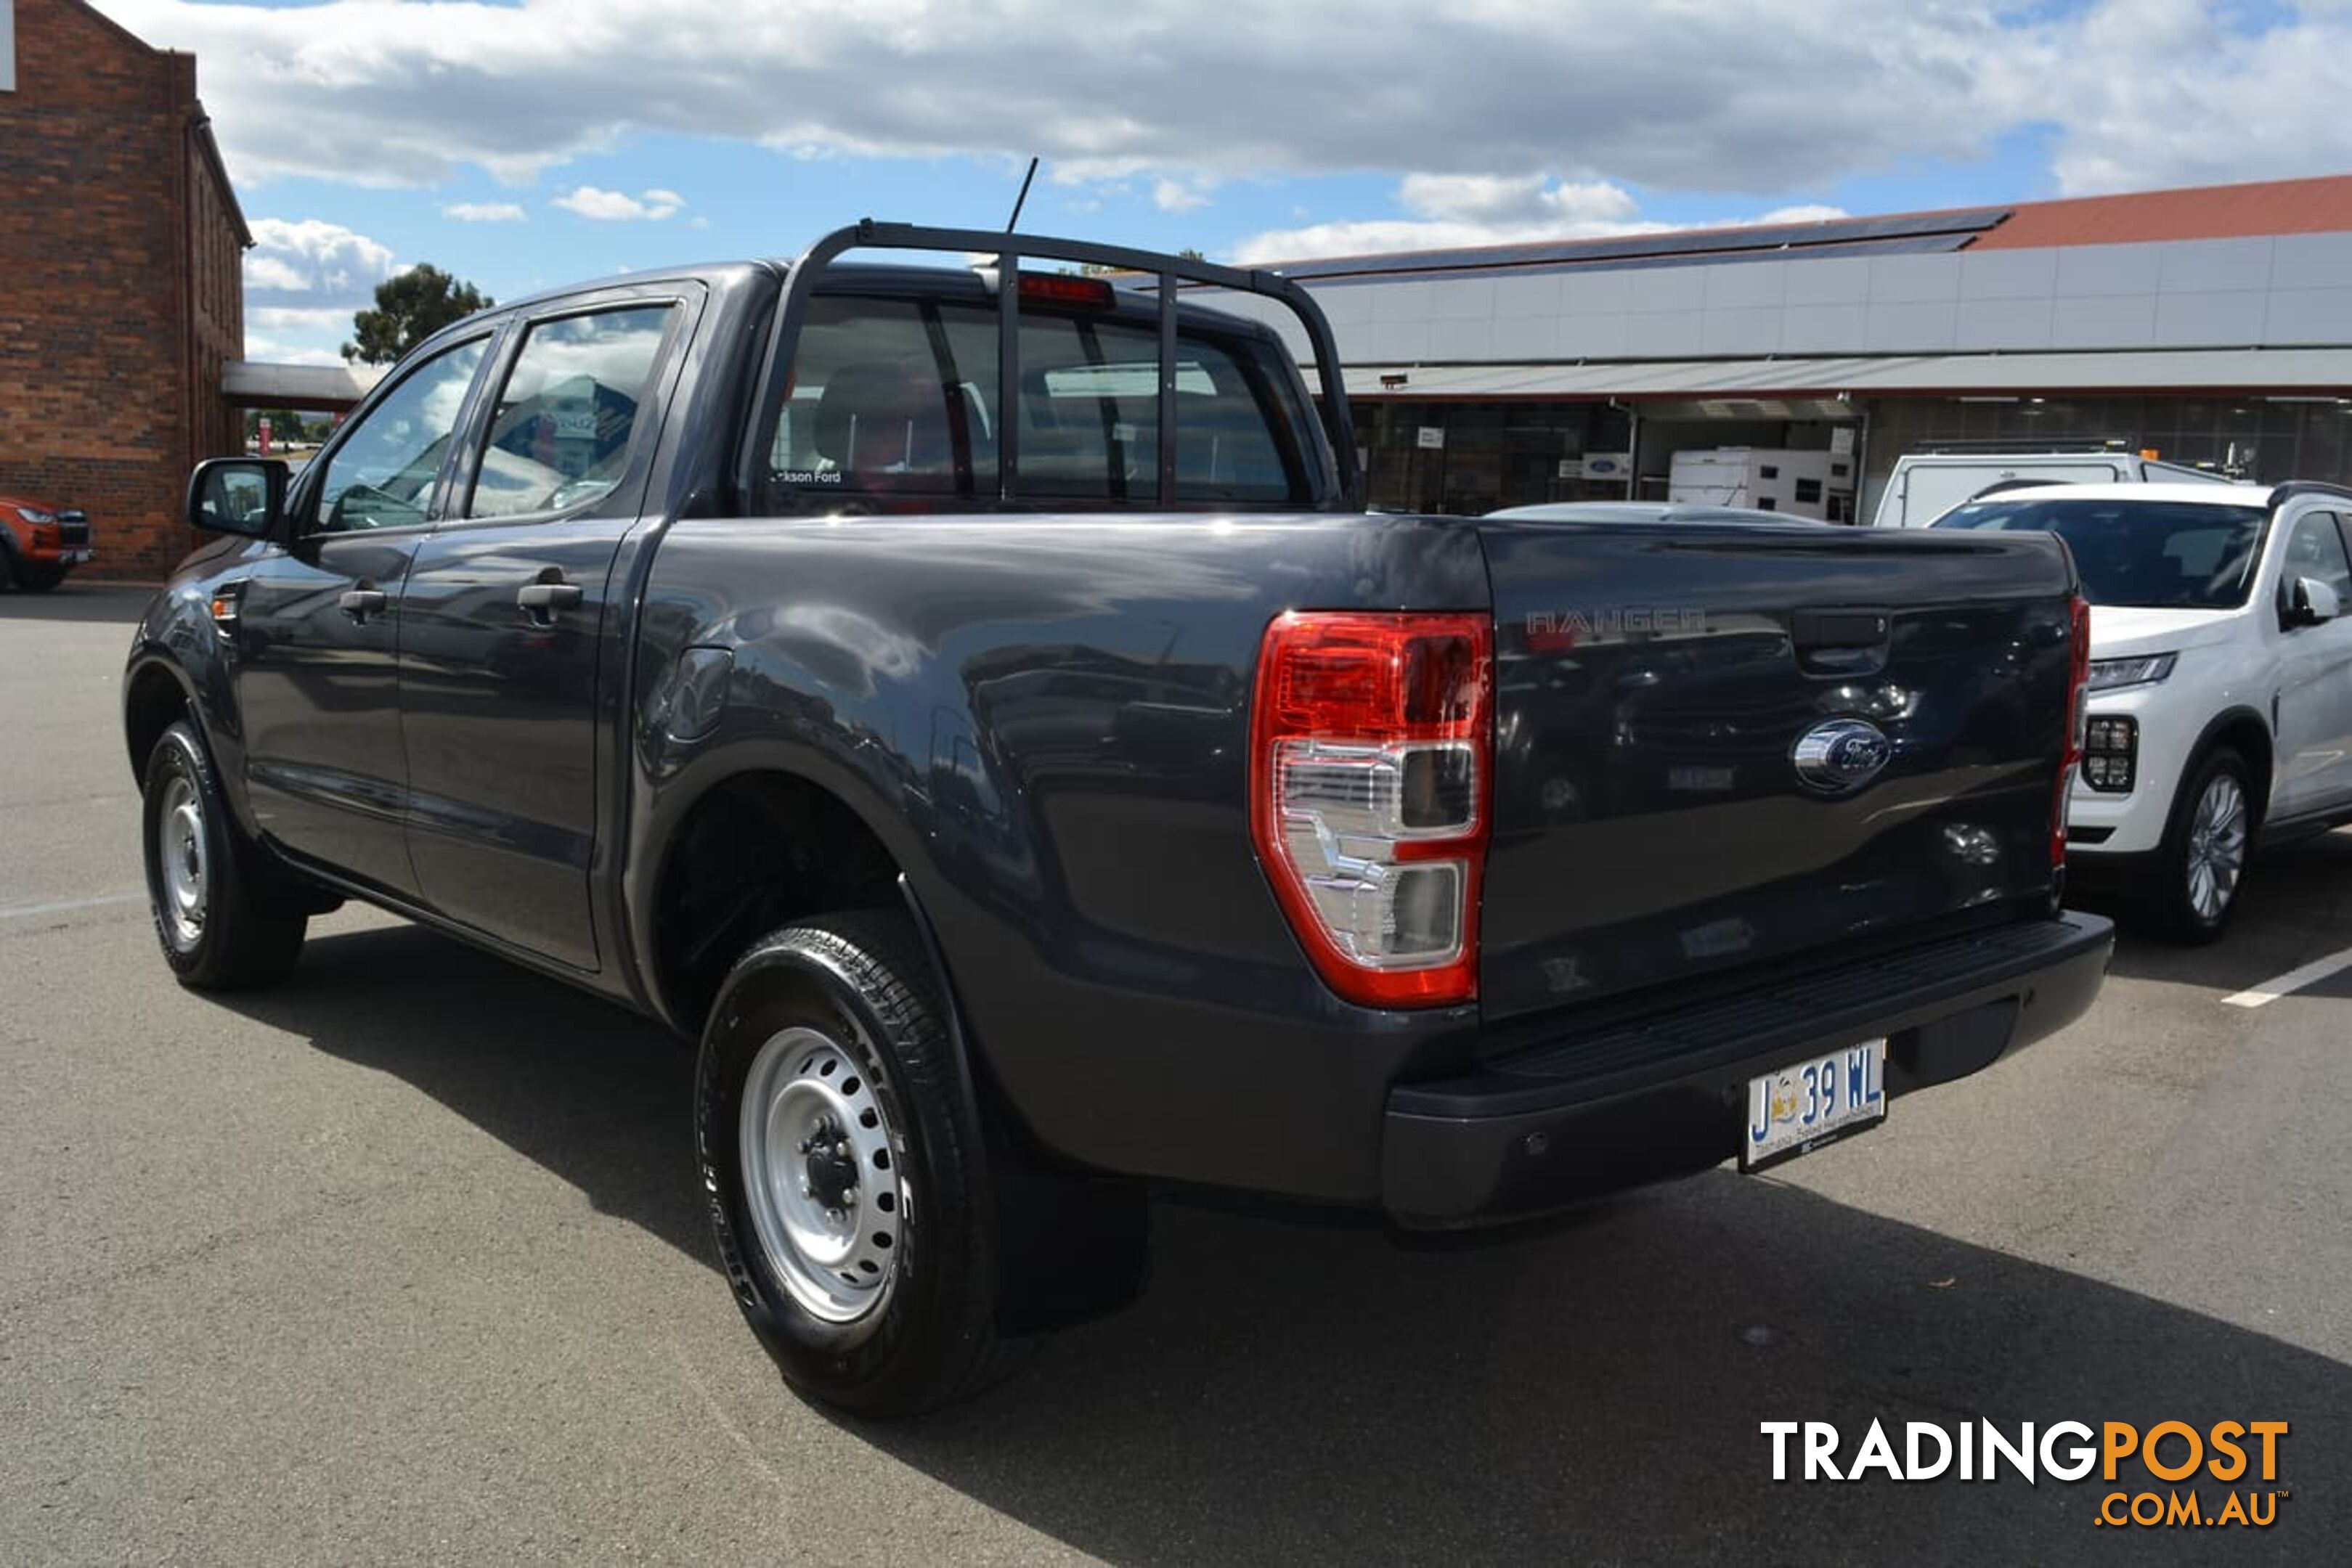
[4,584,2348,1565]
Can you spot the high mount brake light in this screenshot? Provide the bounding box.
[1017,272,1118,309]
[1250,611,1493,1008]
[2056,593,2091,869]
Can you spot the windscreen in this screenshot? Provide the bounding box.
[760,293,1315,513]
[1933,497,2268,608]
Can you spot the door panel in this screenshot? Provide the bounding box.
[397,518,630,968]
[232,336,491,894]
[396,298,686,969]
[234,534,421,891]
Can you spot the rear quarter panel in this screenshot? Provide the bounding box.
[630,511,1489,1201]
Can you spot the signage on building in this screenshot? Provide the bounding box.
[1584,452,1631,478]
[1415,425,1445,449]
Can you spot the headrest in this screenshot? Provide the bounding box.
[813,361,941,466]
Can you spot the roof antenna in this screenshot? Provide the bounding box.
[1006,156,1039,232]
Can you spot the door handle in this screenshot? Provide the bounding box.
[339,586,388,621]
[516,580,585,615]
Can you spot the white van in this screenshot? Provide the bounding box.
[1870,449,2230,528]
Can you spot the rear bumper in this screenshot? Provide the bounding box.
[1380,910,2112,1226]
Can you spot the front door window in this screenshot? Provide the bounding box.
[312,339,488,534]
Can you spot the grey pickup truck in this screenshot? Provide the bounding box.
[126,223,2112,1415]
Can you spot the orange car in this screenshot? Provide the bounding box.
[0,492,94,591]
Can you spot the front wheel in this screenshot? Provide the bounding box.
[696,911,1007,1417]
[2139,748,2255,944]
[141,721,307,987]
[12,562,69,592]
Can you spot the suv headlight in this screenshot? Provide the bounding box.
[2086,652,2176,692]
[13,507,57,525]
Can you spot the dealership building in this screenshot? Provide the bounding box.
[1202,173,2352,521]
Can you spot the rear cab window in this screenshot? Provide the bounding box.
[759,285,1318,514]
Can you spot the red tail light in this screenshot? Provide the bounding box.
[2055,593,2091,869]
[1249,611,1492,1008]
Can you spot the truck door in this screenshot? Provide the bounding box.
[2271,509,2352,817]
[231,335,495,897]
[394,293,693,971]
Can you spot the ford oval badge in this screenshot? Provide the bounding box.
[1792,718,1892,793]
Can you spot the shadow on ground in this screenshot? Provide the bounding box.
[218,923,2345,1564]
[2077,827,2352,996]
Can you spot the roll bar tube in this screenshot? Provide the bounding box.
[739,219,1362,512]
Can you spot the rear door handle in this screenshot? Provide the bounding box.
[339,586,388,621]
[516,581,585,614]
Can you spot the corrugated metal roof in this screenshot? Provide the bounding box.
[1340,348,2352,399]
[1236,175,2352,287]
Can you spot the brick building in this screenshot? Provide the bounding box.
[0,0,249,579]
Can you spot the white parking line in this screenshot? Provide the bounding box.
[0,890,147,923]
[2221,946,2352,1008]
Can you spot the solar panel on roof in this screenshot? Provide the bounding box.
[1261,207,2011,282]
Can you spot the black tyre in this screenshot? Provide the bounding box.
[13,562,68,592]
[2136,747,2255,944]
[141,721,308,987]
[696,911,1009,1417]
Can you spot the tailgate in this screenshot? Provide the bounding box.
[1477,519,2079,1021]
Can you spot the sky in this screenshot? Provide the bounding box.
[84,0,2352,366]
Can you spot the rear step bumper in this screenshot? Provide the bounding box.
[1381,911,2113,1226]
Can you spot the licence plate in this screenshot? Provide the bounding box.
[1741,1039,1887,1171]
[63,550,92,564]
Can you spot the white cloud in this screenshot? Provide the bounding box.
[243,218,399,310]
[443,200,527,222]
[92,1,2352,211]
[552,184,685,221]
[1232,176,1848,264]
[1151,176,1212,214]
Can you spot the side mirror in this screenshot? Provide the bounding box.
[187,457,287,539]
[2284,574,2343,629]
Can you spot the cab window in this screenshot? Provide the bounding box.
[760,291,1313,513]
[467,304,678,519]
[312,339,487,534]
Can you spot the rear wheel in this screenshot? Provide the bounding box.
[141,722,308,987]
[2139,748,2253,944]
[696,911,1009,1416]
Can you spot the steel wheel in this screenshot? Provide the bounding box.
[155,772,209,950]
[2184,770,2247,924]
[738,1025,906,1327]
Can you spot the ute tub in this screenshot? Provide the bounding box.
[1380,910,2113,1225]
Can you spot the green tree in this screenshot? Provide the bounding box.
[342,264,494,364]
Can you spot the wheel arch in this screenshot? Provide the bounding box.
[639,758,940,1042]
[123,656,199,782]
[2184,706,2273,827]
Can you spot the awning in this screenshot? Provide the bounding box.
[223,360,388,409]
[1330,348,2352,400]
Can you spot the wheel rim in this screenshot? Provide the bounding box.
[2185,772,2247,923]
[738,1026,905,1326]
[155,773,208,948]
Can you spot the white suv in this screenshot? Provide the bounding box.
[1934,481,2352,941]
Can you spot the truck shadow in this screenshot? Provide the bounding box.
[224,921,2347,1564]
